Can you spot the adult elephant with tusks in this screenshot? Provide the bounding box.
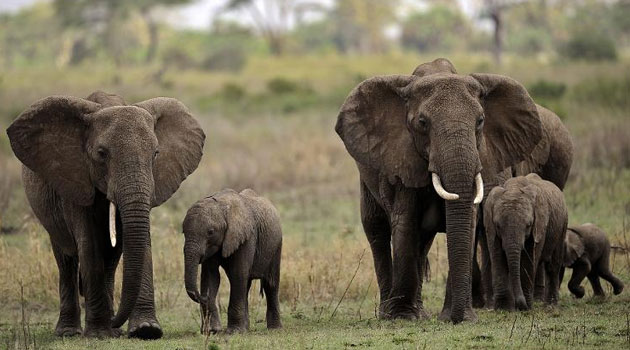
[335,58,544,323]
[6,91,205,338]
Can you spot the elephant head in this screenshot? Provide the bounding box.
[564,229,585,267]
[335,58,543,322]
[182,190,255,303]
[484,176,547,310]
[6,92,205,327]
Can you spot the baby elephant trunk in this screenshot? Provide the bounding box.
[506,247,528,311]
[184,244,202,303]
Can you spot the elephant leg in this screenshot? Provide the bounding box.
[201,258,222,334]
[533,264,546,302]
[520,245,537,309]
[478,223,494,309]
[77,226,120,338]
[52,244,82,337]
[225,273,250,333]
[597,250,624,295]
[360,182,392,319]
[263,248,282,329]
[587,271,605,297]
[415,232,435,319]
[544,259,561,305]
[471,248,484,308]
[128,239,162,339]
[567,261,589,298]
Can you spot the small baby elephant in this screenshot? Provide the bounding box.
[183,189,282,334]
[563,223,624,298]
[485,173,568,311]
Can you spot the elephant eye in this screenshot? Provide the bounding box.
[96,147,108,161]
[476,115,485,128]
[416,116,428,130]
[153,149,160,160]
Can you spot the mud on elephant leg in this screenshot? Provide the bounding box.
[128,241,162,340]
[52,245,82,337]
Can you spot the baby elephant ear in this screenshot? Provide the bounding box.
[135,98,206,207]
[222,196,256,258]
[335,75,429,188]
[412,57,457,77]
[7,96,101,206]
[564,229,585,266]
[472,73,543,173]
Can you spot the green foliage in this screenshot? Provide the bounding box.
[572,75,630,110]
[267,78,311,95]
[560,31,617,62]
[201,46,247,72]
[219,82,247,101]
[528,80,566,100]
[401,5,470,52]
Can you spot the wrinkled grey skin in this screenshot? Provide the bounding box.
[6,91,205,338]
[484,174,567,311]
[336,58,546,323]
[563,223,624,298]
[478,102,573,308]
[183,189,282,334]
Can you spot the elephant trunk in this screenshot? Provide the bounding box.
[184,243,202,304]
[437,136,479,324]
[506,244,527,310]
[110,188,152,328]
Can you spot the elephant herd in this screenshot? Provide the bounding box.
[5,58,623,339]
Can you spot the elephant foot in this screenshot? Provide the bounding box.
[438,306,477,323]
[54,325,82,337]
[613,283,624,295]
[472,295,485,309]
[515,296,529,311]
[570,286,585,299]
[202,319,222,335]
[128,320,163,340]
[83,326,122,338]
[266,316,282,329]
[382,299,423,320]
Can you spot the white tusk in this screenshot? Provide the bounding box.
[473,173,484,204]
[432,173,460,201]
[109,201,117,247]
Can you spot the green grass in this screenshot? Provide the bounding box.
[1,53,629,349]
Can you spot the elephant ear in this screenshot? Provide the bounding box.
[134,98,206,207]
[85,90,126,107]
[222,195,256,258]
[6,96,101,206]
[564,229,585,266]
[529,185,549,244]
[483,186,503,250]
[335,75,429,188]
[472,73,543,173]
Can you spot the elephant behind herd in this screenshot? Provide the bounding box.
[4,58,622,339]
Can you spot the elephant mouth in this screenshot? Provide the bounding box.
[109,201,117,247]
[431,172,484,204]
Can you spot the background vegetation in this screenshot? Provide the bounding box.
[0,0,629,349]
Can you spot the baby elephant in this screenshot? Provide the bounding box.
[563,223,624,298]
[183,189,282,334]
[485,174,567,311]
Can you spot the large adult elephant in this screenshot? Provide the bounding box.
[335,58,544,323]
[6,91,205,338]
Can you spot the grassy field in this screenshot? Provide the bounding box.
[1,53,629,349]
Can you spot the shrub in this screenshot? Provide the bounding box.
[572,75,630,110]
[200,46,246,72]
[528,80,567,100]
[218,82,246,101]
[560,31,617,62]
[266,78,311,95]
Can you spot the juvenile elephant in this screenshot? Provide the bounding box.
[183,189,282,334]
[336,58,546,323]
[564,223,624,298]
[484,174,567,310]
[6,91,205,338]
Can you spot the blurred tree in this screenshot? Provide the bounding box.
[401,5,470,52]
[329,0,398,54]
[54,0,192,65]
[223,0,325,55]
